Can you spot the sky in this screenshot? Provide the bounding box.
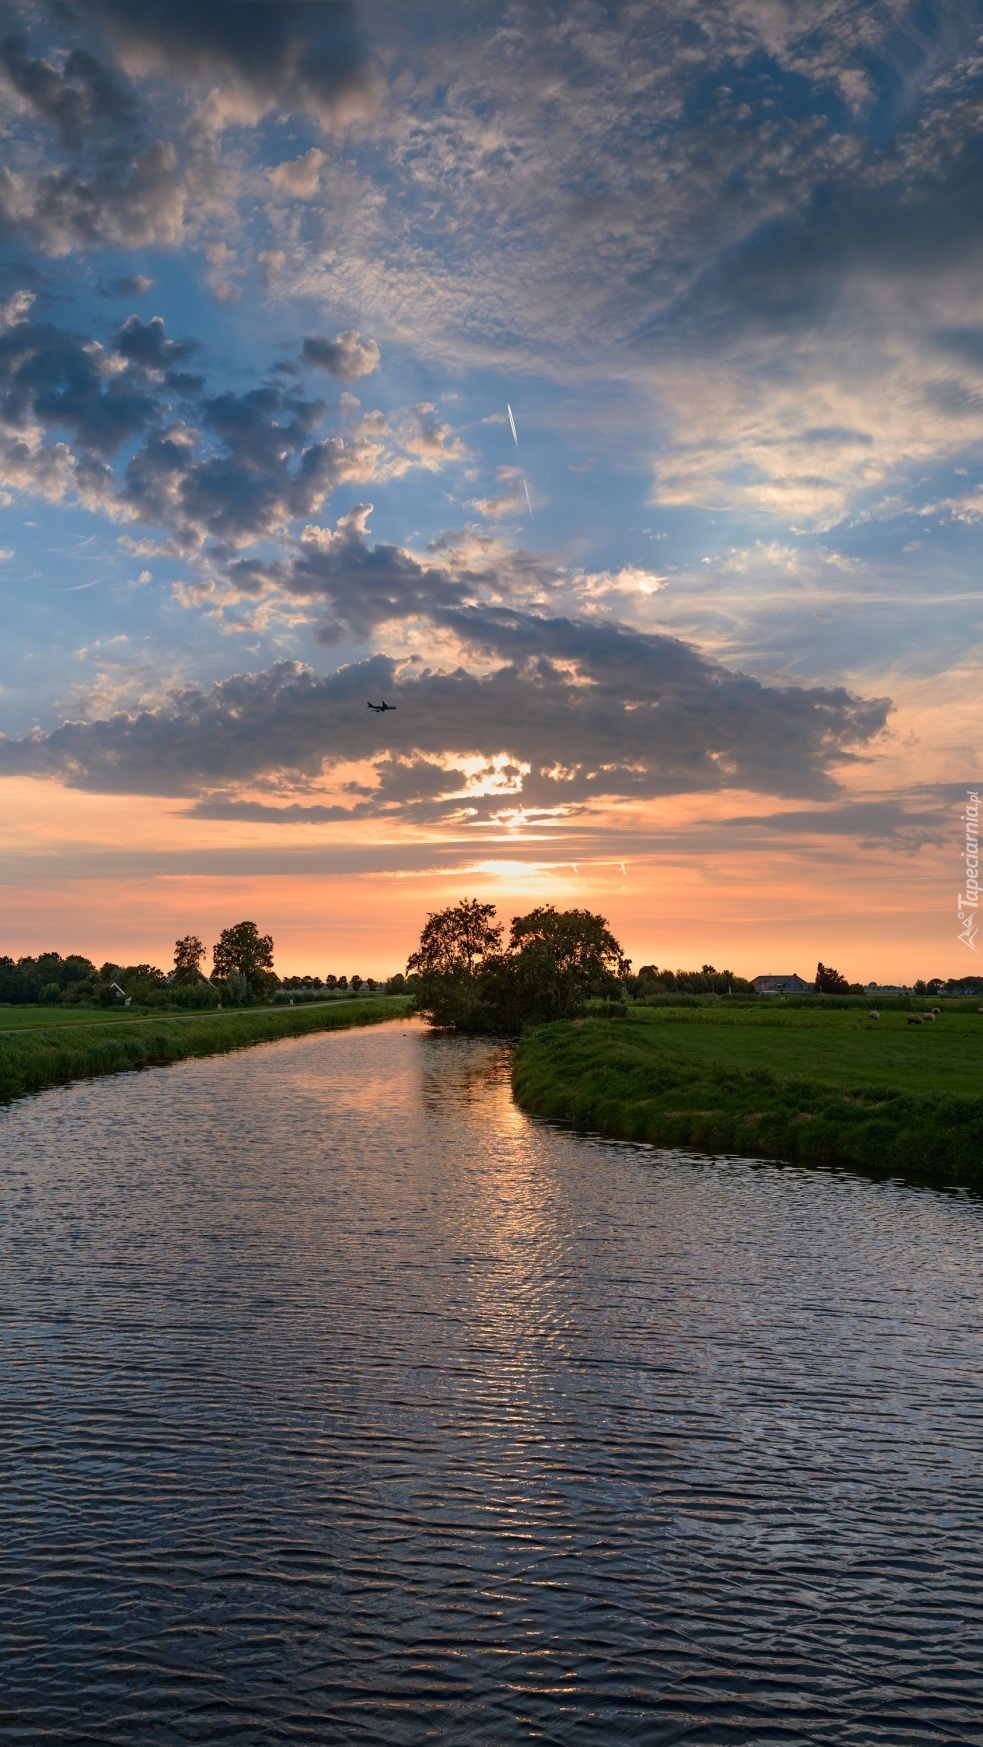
[0,0,981,982]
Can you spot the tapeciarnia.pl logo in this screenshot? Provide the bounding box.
[957,789,980,951]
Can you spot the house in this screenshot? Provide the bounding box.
[752,973,812,995]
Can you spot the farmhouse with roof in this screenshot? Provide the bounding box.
[752,973,812,995]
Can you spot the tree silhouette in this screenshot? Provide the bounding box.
[173,935,205,980]
[407,899,502,977]
[212,921,274,988]
[508,906,631,1021]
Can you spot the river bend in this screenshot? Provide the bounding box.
[1,1019,981,1743]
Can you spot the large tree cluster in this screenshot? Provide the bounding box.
[408,899,630,1033]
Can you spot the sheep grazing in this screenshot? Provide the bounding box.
[906,1014,923,1024]
[868,1010,880,1020]
[924,1012,937,1021]
[931,1007,942,1016]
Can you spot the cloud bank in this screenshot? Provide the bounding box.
[0,613,890,822]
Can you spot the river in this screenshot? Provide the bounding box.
[1,1017,981,1743]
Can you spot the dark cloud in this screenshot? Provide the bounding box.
[224,505,489,640]
[663,99,983,358]
[0,8,184,255]
[115,314,198,377]
[0,28,137,149]
[0,1,365,260]
[2,1,365,118]
[0,133,190,256]
[0,312,156,456]
[0,616,891,809]
[719,800,947,847]
[189,798,361,825]
[87,0,365,115]
[0,299,392,540]
[120,388,383,550]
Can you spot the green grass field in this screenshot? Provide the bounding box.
[0,997,412,1104]
[0,994,393,1031]
[512,1005,983,1185]
[614,1004,982,1096]
[0,1004,184,1029]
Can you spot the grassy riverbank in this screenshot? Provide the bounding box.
[0,997,412,1104]
[512,1006,983,1184]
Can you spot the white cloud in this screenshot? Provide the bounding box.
[269,148,326,198]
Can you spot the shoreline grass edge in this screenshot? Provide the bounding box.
[0,997,414,1106]
[511,1018,983,1187]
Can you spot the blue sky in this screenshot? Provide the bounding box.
[0,0,980,976]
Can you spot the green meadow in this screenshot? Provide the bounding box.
[0,997,413,1104]
[512,1004,983,1185]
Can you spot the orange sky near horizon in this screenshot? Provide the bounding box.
[0,773,973,984]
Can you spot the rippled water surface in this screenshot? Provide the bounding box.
[1,1019,982,1744]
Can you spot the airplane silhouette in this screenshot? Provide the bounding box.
[367,699,397,712]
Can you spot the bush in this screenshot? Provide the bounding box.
[637,991,724,1008]
[222,968,252,1006]
[169,981,221,1010]
[39,982,61,1004]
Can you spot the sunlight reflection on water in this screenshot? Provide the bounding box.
[0,1018,981,1743]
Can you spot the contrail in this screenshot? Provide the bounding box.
[507,402,533,518]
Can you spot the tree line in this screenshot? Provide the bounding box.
[0,921,406,1008]
[5,903,977,1015]
[407,901,982,1033]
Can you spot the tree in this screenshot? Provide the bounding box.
[350,974,363,992]
[407,900,503,1028]
[212,921,275,992]
[407,899,502,978]
[815,962,849,992]
[507,906,631,1022]
[173,935,205,981]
